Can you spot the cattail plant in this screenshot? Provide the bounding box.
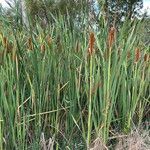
[108,26,116,49]
[2,36,13,53]
[135,47,141,62]
[105,26,116,60]
[46,35,52,47]
[144,53,149,62]
[88,32,95,56]
[40,43,46,52]
[87,32,95,148]
[27,37,33,50]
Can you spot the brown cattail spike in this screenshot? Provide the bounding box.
[108,26,116,49]
[3,37,7,47]
[127,51,131,60]
[144,54,149,62]
[135,48,141,62]
[46,35,52,47]
[40,44,46,53]
[2,37,13,53]
[88,32,95,55]
[28,37,33,50]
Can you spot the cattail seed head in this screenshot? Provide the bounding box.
[108,26,116,49]
[40,44,46,53]
[88,32,95,56]
[46,35,52,47]
[135,48,141,62]
[3,36,8,48]
[144,53,149,62]
[28,37,33,50]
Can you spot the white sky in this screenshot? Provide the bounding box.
[0,0,150,15]
[0,0,8,7]
[141,0,150,15]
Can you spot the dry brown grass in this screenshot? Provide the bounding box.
[115,129,150,150]
[89,127,150,150]
[40,132,54,150]
[89,137,108,150]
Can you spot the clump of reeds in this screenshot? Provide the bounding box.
[0,11,149,150]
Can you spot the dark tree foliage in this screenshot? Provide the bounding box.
[98,0,143,25]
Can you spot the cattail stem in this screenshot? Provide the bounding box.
[87,32,95,147]
[87,55,93,148]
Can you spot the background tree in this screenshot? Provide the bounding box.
[97,0,143,26]
[1,0,146,29]
[25,0,91,27]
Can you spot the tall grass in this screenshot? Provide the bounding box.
[0,12,149,149]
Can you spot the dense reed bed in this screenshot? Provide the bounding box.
[0,15,149,149]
